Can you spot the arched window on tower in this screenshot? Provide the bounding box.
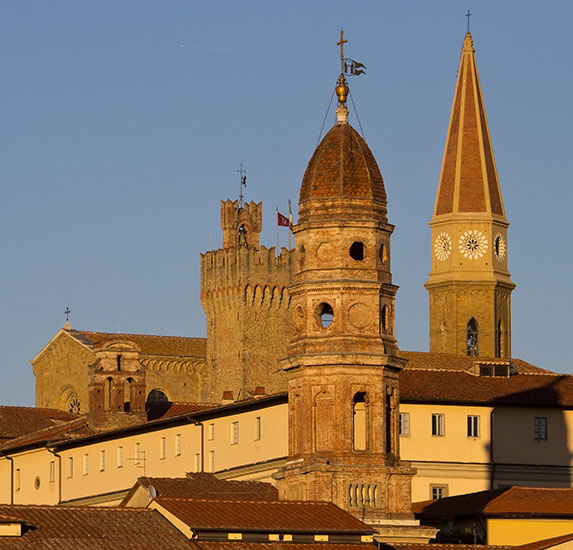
[467,318,479,357]
[353,392,367,451]
[238,225,248,247]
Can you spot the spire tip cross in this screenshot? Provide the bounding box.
[466,10,472,33]
[337,28,348,61]
[64,307,71,323]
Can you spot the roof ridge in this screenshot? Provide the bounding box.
[70,329,205,341]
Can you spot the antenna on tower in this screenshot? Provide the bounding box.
[237,162,247,209]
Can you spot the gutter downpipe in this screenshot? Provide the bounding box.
[192,420,205,473]
[489,407,497,490]
[46,447,62,504]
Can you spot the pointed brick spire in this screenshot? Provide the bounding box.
[434,32,505,217]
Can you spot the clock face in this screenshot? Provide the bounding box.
[459,230,488,259]
[434,232,452,261]
[494,234,506,260]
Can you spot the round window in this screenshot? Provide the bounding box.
[317,302,334,328]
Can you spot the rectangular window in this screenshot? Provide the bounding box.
[432,414,445,436]
[50,460,56,482]
[208,423,215,440]
[209,450,215,473]
[194,453,201,473]
[431,485,448,499]
[399,412,410,436]
[117,446,123,468]
[135,443,141,465]
[100,450,106,472]
[15,469,20,492]
[175,434,182,456]
[68,457,73,479]
[467,415,480,437]
[231,421,239,445]
[83,454,89,475]
[160,437,166,460]
[534,417,548,440]
[255,416,261,440]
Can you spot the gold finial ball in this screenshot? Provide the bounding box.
[336,75,349,105]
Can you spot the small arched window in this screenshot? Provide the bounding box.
[238,225,248,247]
[353,392,367,451]
[124,378,132,412]
[467,318,479,357]
[104,377,112,411]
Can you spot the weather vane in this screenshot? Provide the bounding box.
[466,10,472,33]
[237,162,247,209]
[337,28,366,77]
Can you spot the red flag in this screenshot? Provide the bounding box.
[277,211,292,228]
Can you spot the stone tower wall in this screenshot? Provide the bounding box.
[201,245,294,402]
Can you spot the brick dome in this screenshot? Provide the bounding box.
[299,122,387,205]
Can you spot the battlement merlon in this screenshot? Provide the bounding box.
[200,246,294,295]
[221,200,262,249]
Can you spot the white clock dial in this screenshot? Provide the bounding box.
[459,230,488,259]
[434,232,452,261]
[494,234,506,260]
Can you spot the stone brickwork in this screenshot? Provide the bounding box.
[201,244,294,402]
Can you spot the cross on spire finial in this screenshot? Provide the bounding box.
[337,28,348,73]
[466,10,472,33]
[65,307,71,322]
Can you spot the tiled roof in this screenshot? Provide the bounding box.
[514,533,573,550]
[400,369,573,407]
[154,497,373,533]
[413,486,573,518]
[399,351,549,374]
[378,545,509,550]
[0,505,198,549]
[136,473,278,501]
[434,32,504,216]
[299,122,386,205]
[0,417,91,452]
[66,329,206,357]
[198,544,377,550]
[146,401,214,421]
[0,406,79,442]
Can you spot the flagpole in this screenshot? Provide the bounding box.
[288,200,293,250]
[275,207,279,257]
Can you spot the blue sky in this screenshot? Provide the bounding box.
[0,1,571,406]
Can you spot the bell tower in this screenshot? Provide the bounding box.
[276,40,414,526]
[425,32,515,358]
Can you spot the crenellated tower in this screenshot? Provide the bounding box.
[201,200,294,403]
[276,58,414,527]
[425,32,515,358]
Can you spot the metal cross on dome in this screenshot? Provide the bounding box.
[337,28,366,77]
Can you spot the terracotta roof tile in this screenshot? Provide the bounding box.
[136,473,278,501]
[400,369,573,407]
[413,487,573,518]
[378,545,509,550]
[399,351,548,374]
[0,505,198,549]
[435,33,504,217]
[199,544,377,550]
[0,406,79,442]
[67,329,206,357]
[299,122,386,205]
[154,497,373,533]
[514,533,573,550]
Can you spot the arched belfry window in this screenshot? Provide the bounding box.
[353,392,367,451]
[238,225,248,247]
[467,318,479,357]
